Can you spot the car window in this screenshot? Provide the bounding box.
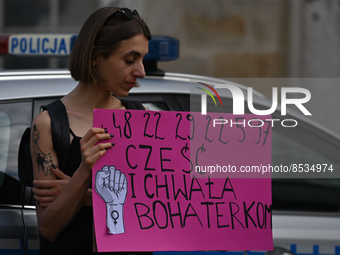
[0,101,32,205]
[0,112,10,188]
[142,102,168,111]
[271,126,340,213]
[127,94,173,111]
[272,130,336,166]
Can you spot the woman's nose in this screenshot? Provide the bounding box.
[133,61,146,78]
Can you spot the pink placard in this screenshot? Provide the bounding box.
[93,109,273,252]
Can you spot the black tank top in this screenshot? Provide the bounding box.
[40,99,148,255]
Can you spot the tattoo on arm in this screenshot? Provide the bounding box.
[32,124,54,176]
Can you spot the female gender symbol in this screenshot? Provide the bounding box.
[111,210,119,225]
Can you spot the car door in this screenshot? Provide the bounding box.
[0,99,39,254]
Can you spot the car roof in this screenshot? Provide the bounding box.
[0,69,262,101]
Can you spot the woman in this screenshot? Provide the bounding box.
[31,6,151,254]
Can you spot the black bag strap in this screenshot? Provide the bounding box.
[18,127,34,186]
[43,99,70,171]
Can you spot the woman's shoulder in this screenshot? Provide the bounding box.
[32,109,52,132]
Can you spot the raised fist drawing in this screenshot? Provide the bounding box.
[95,165,127,234]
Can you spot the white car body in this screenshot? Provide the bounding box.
[0,70,339,255]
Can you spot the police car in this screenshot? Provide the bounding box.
[0,34,339,255]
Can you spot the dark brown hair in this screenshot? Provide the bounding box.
[69,7,151,83]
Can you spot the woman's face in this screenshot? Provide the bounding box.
[94,33,149,97]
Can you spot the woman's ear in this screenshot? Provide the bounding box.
[93,54,103,67]
[92,57,97,66]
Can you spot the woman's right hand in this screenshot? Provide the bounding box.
[79,127,114,171]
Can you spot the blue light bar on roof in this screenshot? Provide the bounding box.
[144,35,179,61]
